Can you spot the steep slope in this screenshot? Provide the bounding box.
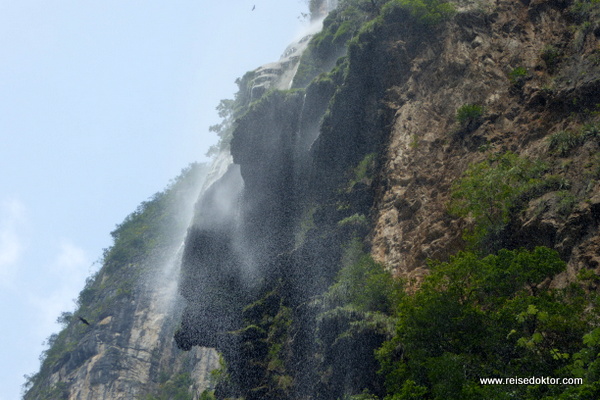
[23,164,219,400]
[175,0,600,399]
[370,0,600,282]
[26,0,600,399]
[22,7,329,399]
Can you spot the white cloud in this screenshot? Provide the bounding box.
[0,228,22,269]
[54,239,88,275]
[0,199,26,287]
[30,239,90,331]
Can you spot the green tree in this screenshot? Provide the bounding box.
[145,373,195,400]
[455,104,484,133]
[376,247,593,400]
[449,152,546,250]
[316,240,402,398]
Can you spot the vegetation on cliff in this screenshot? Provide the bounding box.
[449,152,550,251]
[26,0,600,398]
[376,247,600,400]
[23,163,208,400]
[198,0,600,398]
[295,0,455,88]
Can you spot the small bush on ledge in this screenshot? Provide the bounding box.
[508,66,529,88]
[455,103,484,134]
[548,129,583,156]
[456,103,484,123]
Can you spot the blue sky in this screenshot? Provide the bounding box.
[0,1,308,398]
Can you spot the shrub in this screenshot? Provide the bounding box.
[294,1,374,88]
[581,122,600,140]
[199,390,216,400]
[557,190,577,216]
[316,240,402,398]
[349,152,377,189]
[449,152,547,249]
[570,0,600,23]
[343,389,381,399]
[547,122,600,157]
[548,130,583,156]
[382,0,456,25]
[375,247,596,400]
[508,66,529,87]
[455,103,484,125]
[145,373,195,400]
[541,45,561,73]
[338,213,369,227]
[324,241,402,313]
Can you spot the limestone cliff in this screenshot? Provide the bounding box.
[175,0,600,399]
[23,164,219,400]
[26,0,600,399]
[369,0,600,283]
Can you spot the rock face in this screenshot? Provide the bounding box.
[369,0,600,281]
[26,0,600,399]
[39,274,218,399]
[175,0,600,399]
[250,34,313,98]
[23,164,220,400]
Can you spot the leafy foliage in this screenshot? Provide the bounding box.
[25,382,69,400]
[559,327,600,398]
[205,99,236,156]
[582,121,600,140]
[294,1,375,87]
[376,247,599,400]
[144,373,195,400]
[224,287,296,399]
[381,0,455,25]
[508,67,529,87]
[24,163,207,400]
[314,242,600,400]
[456,104,484,124]
[349,152,377,189]
[324,240,402,313]
[295,205,317,248]
[449,152,547,249]
[548,130,584,156]
[569,0,600,25]
[102,163,205,273]
[205,69,262,157]
[455,104,484,134]
[338,213,369,227]
[199,390,217,400]
[295,0,454,88]
[344,388,382,399]
[547,122,600,157]
[315,240,401,398]
[541,45,561,74]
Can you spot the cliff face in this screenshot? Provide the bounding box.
[176,0,600,399]
[27,0,600,399]
[370,0,600,282]
[23,164,220,400]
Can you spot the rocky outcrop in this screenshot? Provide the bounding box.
[176,0,600,398]
[23,165,219,400]
[40,281,217,399]
[370,0,600,281]
[27,0,600,399]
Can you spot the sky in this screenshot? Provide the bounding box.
[0,1,309,398]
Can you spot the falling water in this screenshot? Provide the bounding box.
[22,3,342,399]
